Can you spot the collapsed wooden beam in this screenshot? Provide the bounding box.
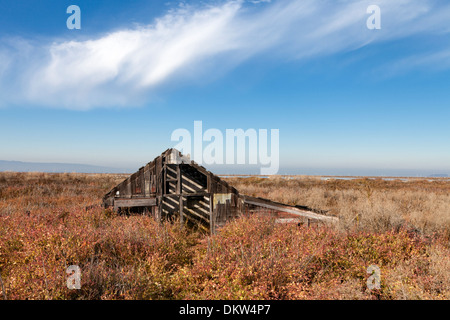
[241,195,338,223]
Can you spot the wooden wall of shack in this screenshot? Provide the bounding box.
[103,149,243,232]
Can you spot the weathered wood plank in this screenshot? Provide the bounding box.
[275,218,307,224]
[179,195,184,225]
[209,194,214,235]
[242,196,338,223]
[176,165,182,194]
[114,198,157,209]
[185,207,210,223]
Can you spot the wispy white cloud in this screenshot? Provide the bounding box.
[382,48,450,76]
[1,0,450,109]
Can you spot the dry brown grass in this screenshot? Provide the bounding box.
[0,172,125,215]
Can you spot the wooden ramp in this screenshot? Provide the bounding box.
[240,195,338,224]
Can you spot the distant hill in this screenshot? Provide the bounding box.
[1,159,449,177]
[0,160,132,174]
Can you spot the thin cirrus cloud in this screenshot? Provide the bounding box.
[1,0,450,110]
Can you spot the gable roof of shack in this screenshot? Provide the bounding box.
[103,148,239,201]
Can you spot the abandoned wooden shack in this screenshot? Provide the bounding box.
[103,148,337,233]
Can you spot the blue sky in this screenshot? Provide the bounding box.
[0,0,450,175]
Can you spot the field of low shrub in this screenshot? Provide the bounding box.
[0,172,448,299]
